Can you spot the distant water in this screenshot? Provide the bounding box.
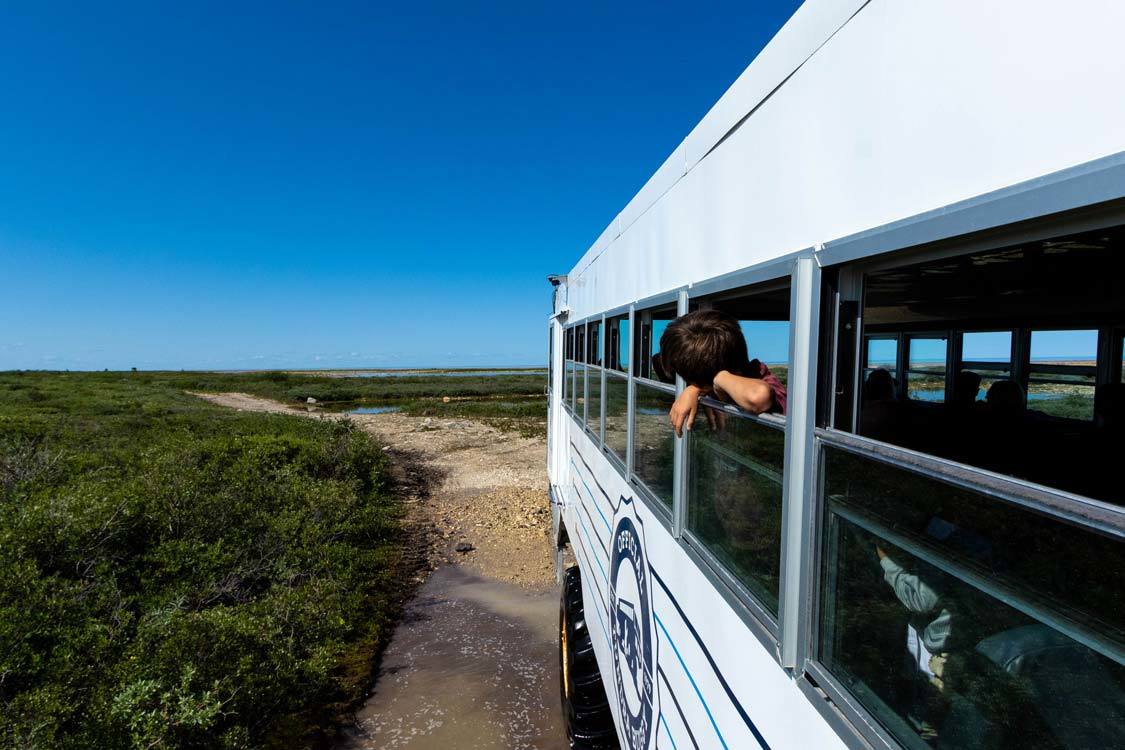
[352,369,545,378]
[911,390,1064,403]
[348,405,401,414]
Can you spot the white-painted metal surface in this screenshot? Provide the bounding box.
[567,0,1125,320]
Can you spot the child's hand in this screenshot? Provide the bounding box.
[669,385,703,437]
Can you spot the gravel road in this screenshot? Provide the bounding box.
[193,393,565,749]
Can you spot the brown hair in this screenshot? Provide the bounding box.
[658,309,750,386]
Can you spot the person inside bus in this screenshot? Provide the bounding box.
[658,309,787,436]
[860,367,902,444]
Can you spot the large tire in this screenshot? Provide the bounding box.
[560,565,619,750]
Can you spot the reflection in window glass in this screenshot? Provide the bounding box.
[606,316,630,373]
[818,446,1125,750]
[604,374,628,462]
[618,319,630,372]
[687,409,784,615]
[588,321,603,366]
[907,337,947,402]
[587,368,601,438]
[867,338,898,370]
[574,364,586,423]
[635,306,677,382]
[633,384,675,510]
[564,361,573,408]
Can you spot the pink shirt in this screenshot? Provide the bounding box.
[748,359,787,416]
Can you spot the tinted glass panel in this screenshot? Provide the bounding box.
[633,384,675,510]
[687,408,784,616]
[636,306,677,382]
[588,321,603,367]
[962,331,1012,366]
[607,316,630,373]
[818,446,1125,750]
[587,368,601,438]
[564,361,573,407]
[853,226,1125,504]
[574,364,586,423]
[867,338,898,370]
[604,374,628,463]
[907,337,947,402]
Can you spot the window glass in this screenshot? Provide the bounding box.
[588,320,603,367]
[907,337,947,402]
[1116,332,1125,382]
[853,225,1125,503]
[575,325,586,364]
[564,361,573,408]
[632,384,675,510]
[606,315,630,373]
[818,446,1125,750]
[960,331,1013,403]
[1028,330,1097,421]
[604,374,628,462]
[574,364,586,424]
[867,337,898,370]
[565,326,574,360]
[635,305,677,382]
[587,368,601,439]
[687,408,784,615]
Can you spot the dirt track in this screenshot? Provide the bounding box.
[193,393,565,748]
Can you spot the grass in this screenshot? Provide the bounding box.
[0,371,411,749]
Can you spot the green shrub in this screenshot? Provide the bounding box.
[0,373,403,749]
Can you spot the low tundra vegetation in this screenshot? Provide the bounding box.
[0,372,404,749]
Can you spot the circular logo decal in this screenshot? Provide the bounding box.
[610,515,655,750]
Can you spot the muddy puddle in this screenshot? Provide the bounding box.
[338,565,566,750]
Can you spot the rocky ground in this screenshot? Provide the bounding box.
[193,393,565,749]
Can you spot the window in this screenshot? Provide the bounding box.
[575,363,586,425]
[960,331,1013,403]
[607,314,629,373]
[681,281,791,617]
[587,320,603,367]
[865,337,899,392]
[634,304,677,382]
[604,373,628,464]
[587,366,602,439]
[849,225,1125,503]
[817,445,1125,750]
[687,407,784,616]
[1028,329,1097,421]
[564,327,575,410]
[906,336,948,402]
[632,383,675,511]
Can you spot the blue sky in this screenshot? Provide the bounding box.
[0,1,800,370]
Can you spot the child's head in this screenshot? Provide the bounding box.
[658,309,749,387]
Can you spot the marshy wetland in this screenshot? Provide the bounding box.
[0,369,550,749]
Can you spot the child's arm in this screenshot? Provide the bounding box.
[669,384,703,437]
[712,370,774,414]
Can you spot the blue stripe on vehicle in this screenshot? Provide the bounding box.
[578,496,608,552]
[650,569,770,749]
[654,612,730,750]
[569,441,620,513]
[659,667,700,750]
[659,712,678,750]
[570,457,612,535]
[575,507,610,590]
